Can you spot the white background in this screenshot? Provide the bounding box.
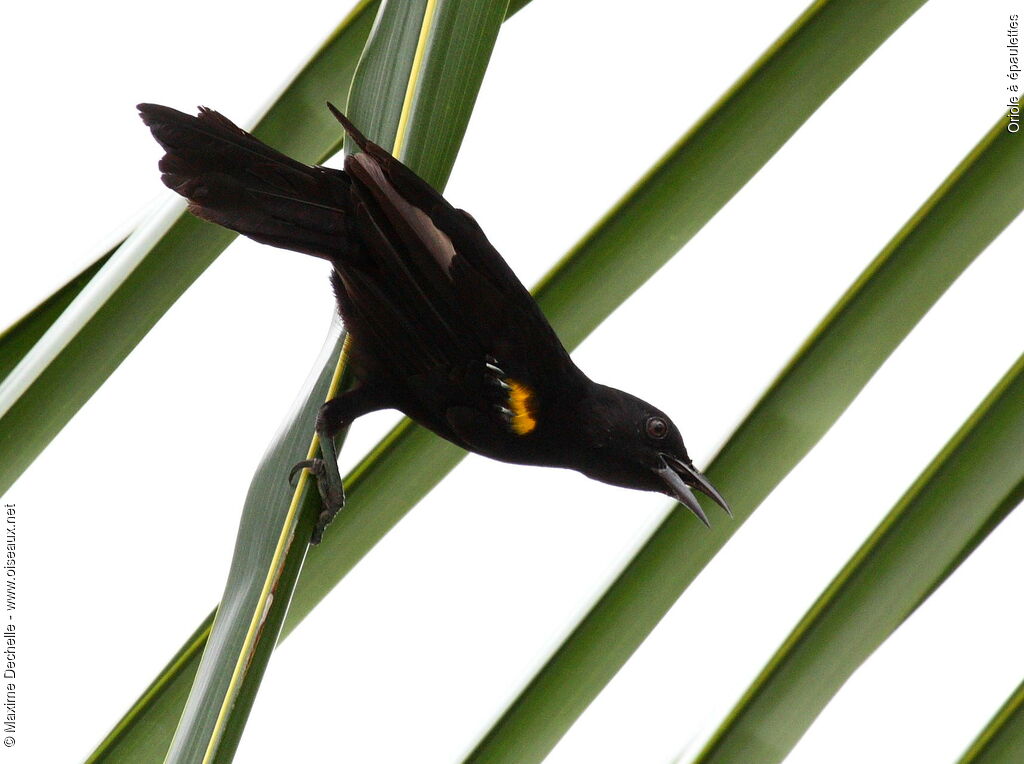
[3,0,1023,762]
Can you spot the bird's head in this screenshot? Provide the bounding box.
[576,386,731,526]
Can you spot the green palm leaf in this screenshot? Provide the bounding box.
[466,111,1024,762]
[960,678,1024,764]
[695,352,1024,763]
[8,0,1015,761]
[0,0,378,492]
[83,0,958,757]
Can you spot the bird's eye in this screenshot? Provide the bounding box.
[645,416,668,440]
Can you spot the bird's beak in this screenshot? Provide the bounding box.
[655,454,732,526]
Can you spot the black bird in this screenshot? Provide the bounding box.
[138,103,730,543]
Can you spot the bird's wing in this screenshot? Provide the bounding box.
[335,110,586,413]
[140,102,586,436]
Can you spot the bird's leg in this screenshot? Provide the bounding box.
[289,386,385,544]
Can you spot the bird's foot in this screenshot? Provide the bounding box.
[289,457,346,545]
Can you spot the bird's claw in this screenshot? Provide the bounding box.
[289,459,315,486]
[289,457,346,545]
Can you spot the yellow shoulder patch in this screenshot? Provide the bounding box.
[506,379,537,435]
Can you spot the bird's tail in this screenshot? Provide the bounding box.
[138,103,354,260]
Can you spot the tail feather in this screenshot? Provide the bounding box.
[137,103,354,260]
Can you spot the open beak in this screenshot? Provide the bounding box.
[655,454,732,526]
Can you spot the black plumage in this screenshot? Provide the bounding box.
[138,103,729,543]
